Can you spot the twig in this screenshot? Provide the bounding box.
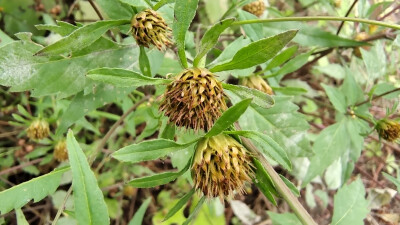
[355,87,400,106]
[336,0,358,35]
[0,158,43,176]
[51,186,72,225]
[378,4,400,21]
[87,0,117,42]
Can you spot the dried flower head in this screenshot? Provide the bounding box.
[192,134,255,199]
[159,68,227,131]
[26,119,50,140]
[376,119,400,142]
[240,75,273,95]
[131,9,172,50]
[53,140,68,162]
[243,0,265,17]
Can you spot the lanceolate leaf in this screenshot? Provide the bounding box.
[173,0,199,68]
[87,68,171,87]
[331,178,368,225]
[163,188,196,222]
[205,98,252,138]
[35,20,130,55]
[209,30,298,72]
[279,175,300,197]
[182,196,206,225]
[67,130,110,225]
[225,130,291,170]
[128,198,152,225]
[253,159,278,206]
[112,139,194,163]
[193,18,235,66]
[0,167,69,215]
[139,46,152,77]
[15,208,29,225]
[222,83,274,109]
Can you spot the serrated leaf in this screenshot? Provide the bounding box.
[331,178,369,225]
[128,197,151,225]
[193,18,235,67]
[182,196,206,225]
[173,0,199,68]
[112,139,194,163]
[237,9,263,41]
[0,167,69,215]
[209,30,297,72]
[227,93,311,157]
[205,98,252,138]
[163,188,195,222]
[35,20,129,55]
[67,130,110,225]
[322,84,347,113]
[225,130,291,170]
[87,68,170,87]
[222,83,274,109]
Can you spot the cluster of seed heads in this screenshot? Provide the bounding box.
[242,0,265,17]
[376,119,400,142]
[26,119,50,140]
[53,140,68,162]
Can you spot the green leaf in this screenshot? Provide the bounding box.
[205,98,252,138]
[128,197,151,225]
[67,130,110,225]
[207,36,251,68]
[95,0,133,20]
[341,68,364,106]
[210,30,297,72]
[383,170,400,193]
[35,20,129,55]
[15,208,29,225]
[253,159,278,205]
[87,68,171,87]
[119,0,149,8]
[139,46,152,77]
[237,9,263,41]
[225,130,291,170]
[173,0,199,68]
[267,51,312,81]
[112,139,194,163]
[35,21,77,36]
[163,188,195,222]
[265,45,298,70]
[222,83,274,109]
[182,196,206,225]
[0,29,14,48]
[193,18,235,67]
[322,84,347,113]
[271,86,307,95]
[128,171,181,188]
[227,93,311,157]
[279,175,300,197]
[331,178,369,225]
[267,212,302,225]
[0,167,69,214]
[303,120,349,185]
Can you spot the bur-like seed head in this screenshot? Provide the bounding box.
[192,134,255,200]
[131,9,172,50]
[240,75,273,95]
[159,68,227,131]
[26,119,50,140]
[53,140,68,162]
[376,119,400,142]
[242,0,265,17]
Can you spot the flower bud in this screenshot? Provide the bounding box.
[240,75,273,95]
[192,134,255,199]
[376,119,400,142]
[26,119,50,140]
[131,9,172,50]
[159,68,227,131]
[242,0,265,17]
[53,140,68,162]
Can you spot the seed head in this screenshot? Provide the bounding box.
[26,119,50,140]
[131,9,172,50]
[243,0,265,17]
[54,140,68,162]
[240,75,273,95]
[159,68,227,131]
[376,119,400,142]
[192,134,255,200]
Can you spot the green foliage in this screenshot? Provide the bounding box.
[128,198,152,225]
[163,188,196,221]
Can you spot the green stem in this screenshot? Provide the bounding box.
[231,16,400,30]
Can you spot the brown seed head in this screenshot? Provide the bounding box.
[131,9,172,50]
[376,119,400,142]
[26,119,50,140]
[240,75,273,95]
[242,0,265,17]
[159,68,227,131]
[192,134,255,200]
[54,140,68,162]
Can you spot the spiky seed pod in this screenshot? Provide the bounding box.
[242,0,265,17]
[240,75,273,95]
[159,68,227,131]
[26,119,50,140]
[192,134,255,200]
[53,140,68,162]
[131,9,172,50]
[376,119,400,142]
